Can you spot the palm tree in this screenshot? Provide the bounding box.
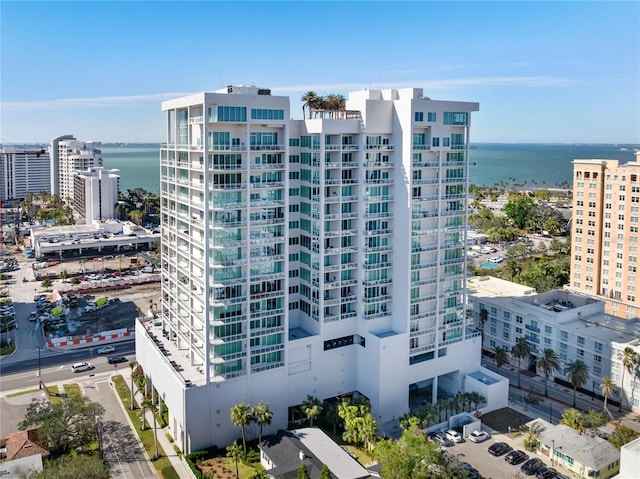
[301,91,320,118]
[537,348,561,397]
[560,408,585,432]
[226,441,243,479]
[230,403,253,456]
[512,337,532,388]
[600,377,616,417]
[253,401,273,444]
[492,346,509,371]
[301,395,323,427]
[478,308,488,353]
[130,209,144,225]
[618,346,639,412]
[565,359,590,407]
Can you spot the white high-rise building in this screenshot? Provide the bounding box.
[48,136,102,202]
[73,166,120,223]
[136,85,484,453]
[0,146,51,201]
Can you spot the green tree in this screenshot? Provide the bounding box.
[302,395,323,427]
[337,400,377,452]
[478,308,489,352]
[18,396,105,453]
[600,377,616,416]
[129,209,145,225]
[320,464,333,479]
[537,348,561,397]
[503,195,536,229]
[609,424,639,450]
[584,410,607,432]
[374,420,455,479]
[253,401,273,444]
[512,337,532,388]
[301,91,321,118]
[250,470,269,479]
[226,441,243,479]
[297,461,311,479]
[524,388,543,409]
[492,346,509,370]
[26,454,109,479]
[565,359,590,407]
[618,346,639,411]
[230,403,253,456]
[560,408,585,432]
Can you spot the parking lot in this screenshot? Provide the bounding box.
[441,430,557,479]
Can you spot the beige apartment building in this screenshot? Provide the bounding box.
[570,152,640,319]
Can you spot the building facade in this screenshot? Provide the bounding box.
[136,85,485,452]
[570,156,640,319]
[48,136,103,202]
[0,146,51,201]
[73,167,120,223]
[468,276,640,399]
[611,339,640,413]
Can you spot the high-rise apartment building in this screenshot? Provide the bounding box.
[136,85,482,452]
[48,136,103,201]
[73,166,120,223]
[570,155,640,319]
[0,146,51,202]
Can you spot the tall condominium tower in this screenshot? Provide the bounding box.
[73,166,120,223]
[136,85,481,453]
[570,154,640,319]
[48,136,102,201]
[0,146,51,201]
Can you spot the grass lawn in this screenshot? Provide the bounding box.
[6,388,39,398]
[0,342,15,356]
[345,445,375,467]
[481,407,532,434]
[112,375,177,478]
[63,383,82,398]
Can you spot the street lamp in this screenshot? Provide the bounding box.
[37,345,42,390]
[551,439,555,466]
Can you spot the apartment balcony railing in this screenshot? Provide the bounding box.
[208,144,247,152]
[524,334,540,343]
[209,182,247,190]
[363,294,392,304]
[363,160,394,168]
[363,261,392,270]
[525,324,541,333]
[250,144,285,151]
[365,228,393,236]
[365,145,394,150]
[250,162,285,170]
[412,144,431,150]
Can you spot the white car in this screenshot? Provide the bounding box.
[468,430,490,443]
[445,429,463,443]
[97,345,116,355]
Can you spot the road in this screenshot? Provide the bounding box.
[0,341,135,392]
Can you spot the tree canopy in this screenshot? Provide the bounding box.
[19,396,105,453]
[26,454,109,479]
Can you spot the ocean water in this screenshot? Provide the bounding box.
[101,143,639,195]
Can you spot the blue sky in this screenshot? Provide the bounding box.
[1,1,638,144]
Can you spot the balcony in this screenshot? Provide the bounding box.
[365,144,394,150]
[412,144,431,151]
[525,324,541,333]
[250,144,285,151]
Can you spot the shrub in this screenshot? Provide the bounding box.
[166,433,174,443]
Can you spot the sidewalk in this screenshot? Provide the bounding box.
[483,361,640,434]
[115,367,195,479]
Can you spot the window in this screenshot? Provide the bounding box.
[216,106,247,122]
[504,311,511,319]
[432,137,440,147]
[415,111,424,122]
[427,112,437,122]
[251,108,284,120]
[443,112,468,125]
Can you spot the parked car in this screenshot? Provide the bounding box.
[431,432,454,447]
[488,442,512,456]
[107,355,127,364]
[445,429,463,443]
[29,311,38,321]
[505,450,529,465]
[71,362,94,373]
[97,345,116,355]
[536,467,557,479]
[521,458,544,475]
[468,430,490,443]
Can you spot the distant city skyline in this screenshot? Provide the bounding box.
[1,1,638,144]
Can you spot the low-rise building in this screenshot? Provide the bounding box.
[468,276,640,397]
[611,339,640,413]
[73,166,120,223]
[616,436,640,479]
[259,427,371,479]
[527,419,620,479]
